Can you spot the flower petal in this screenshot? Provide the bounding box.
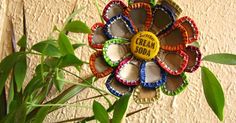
[156,50,188,75]
[106,73,133,97]
[103,39,131,67]
[174,16,199,43]
[104,14,136,39]
[140,61,167,89]
[150,5,175,36]
[133,85,160,104]
[115,57,140,86]
[159,24,188,51]
[89,51,113,78]
[158,0,182,18]
[184,46,202,72]
[123,2,152,31]
[102,0,127,22]
[88,23,108,49]
[128,0,157,6]
[161,73,188,96]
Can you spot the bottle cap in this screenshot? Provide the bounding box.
[131,31,160,60]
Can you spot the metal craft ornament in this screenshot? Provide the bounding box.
[88,0,202,104]
[133,85,160,104]
[174,16,199,44]
[128,0,157,6]
[140,61,167,89]
[161,73,188,96]
[123,2,153,31]
[157,0,182,18]
[89,51,113,78]
[88,23,108,49]
[103,39,131,67]
[102,0,127,22]
[130,31,160,60]
[106,73,133,97]
[104,14,136,39]
[151,5,175,36]
[159,24,188,51]
[115,56,140,86]
[184,46,202,72]
[156,50,189,75]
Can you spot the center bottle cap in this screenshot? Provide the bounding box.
[131,31,160,60]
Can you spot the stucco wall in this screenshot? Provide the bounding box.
[0,0,236,122]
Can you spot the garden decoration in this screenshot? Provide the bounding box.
[88,0,236,121]
[89,0,200,103]
[0,0,235,122]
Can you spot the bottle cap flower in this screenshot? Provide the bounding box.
[88,0,202,104]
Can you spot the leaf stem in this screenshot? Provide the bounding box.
[94,0,105,24]
[61,69,118,98]
[40,54,45,82]
[26,102,91,109]
[27,51,43,56]
[76,94,108,102]
[93,87,112,106]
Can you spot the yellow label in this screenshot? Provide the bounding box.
[131,31,160,60]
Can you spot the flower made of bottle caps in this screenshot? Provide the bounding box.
[88,0,201,104]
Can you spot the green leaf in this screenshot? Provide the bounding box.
[0,88,7,120]
[7,80,14,113]
[81,99,117,123]
[49,76,96,111]
[93,101,109,123]
[26,76,96,122]
[53,25,60,32]
[58,32,74,55]
[64,20,91,33]
[58,54,83,68]
[14,54,27,92]
[54,69,65,92]
[17,35,27,49]
[201,66,225,121]
[32,40,61,57]
[23,75,43,97]
[112,94,131,123]
[64,7,85,26]
[26,80,53,115]
[3,103,27,123]
[35,64,50,78]
[72,43,86,50]
[189,41,200,48]
[0,52,24,95]
[14,103,27,123]
[203,53,236,65]
[32,106,49,123]
[35,80,53,104]
[6,89,24,118]
[45,57,59,68]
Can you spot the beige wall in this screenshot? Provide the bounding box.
[0,0,236,122]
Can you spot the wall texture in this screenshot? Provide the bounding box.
[0,0,236,122]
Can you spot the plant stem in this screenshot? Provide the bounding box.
[57,78,90,87]
[27,102,91,109]
[40,54,45,82]
[0,88,7,119]
[60,69,90,83]
[94,0,104,24]
[61,69,118,99]
[76,94,108,102]
[126,107,149,117]
[56,107,149,123]
[60,78,116,98]
[93,87,112,106]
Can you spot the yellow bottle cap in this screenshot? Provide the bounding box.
[131,31,160,60]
